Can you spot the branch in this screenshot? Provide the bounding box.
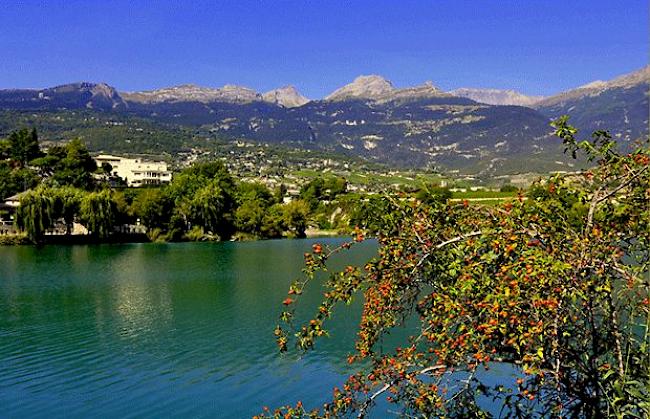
[596,166,648,204]
[435,230,483,249]
[357,365,448,418]
[410,230,483,276]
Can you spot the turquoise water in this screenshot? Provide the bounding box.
[0,239,377,418]
[1,239,520,418]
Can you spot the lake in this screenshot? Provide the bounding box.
[0,239,380,418]
[1,239,519,418]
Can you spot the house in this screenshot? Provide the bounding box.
[94,154,172,187]
[0,192,26,234]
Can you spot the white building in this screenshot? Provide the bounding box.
[94,154,172,187]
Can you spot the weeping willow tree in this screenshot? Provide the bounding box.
[185,180,229,238]
[16,186,56,242]
[52,186,82,235]
[79,189,117,238]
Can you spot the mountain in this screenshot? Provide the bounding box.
[325,75,395,101]
[262,86,310,108]
[124,84,310,108]
[122,84,262,104]
[0,82,126,111]
[0,67,646,174]
[534,66,649,142]
[450,88,544,106]
[324,76,452,104]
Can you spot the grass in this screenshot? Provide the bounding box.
[292,169,443,188]
[451,190,519,199]
[0,234,31,245]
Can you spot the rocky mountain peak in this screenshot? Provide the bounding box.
[325,75,394,101]
[42,82,126,109]
[450,88,544,106]
[122,84,262,104]
[262,85,309,108]
[535,65,650,109]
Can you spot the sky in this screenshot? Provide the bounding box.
[0,1,647,98]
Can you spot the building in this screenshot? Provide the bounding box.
[94,155,172,187]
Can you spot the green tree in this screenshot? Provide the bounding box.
[0,162,38,200]
[282,200,310,238]
[52,186,83,235]
[131,188,173,230]
[0,138,10,160]
[299,177,325,210]
[52,139,97,189]
[79,189,117,238]
[16,186,56,241]
[264,119,650,418]
[237,182,274,206]
[167,161,237,239]
[415,184,452,205]
[185,180,231,238]
[8,128,42,167]
[260,204,285,239]
[235,200,266,237]
[275,183,287,204]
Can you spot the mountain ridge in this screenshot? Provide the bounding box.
[450,88,544,106]
[0,66,646,173]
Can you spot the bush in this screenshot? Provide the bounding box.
[263,119,650,418]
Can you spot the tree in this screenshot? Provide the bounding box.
[16,186,56,241]
[415,184,452,205]
[237,182,274,206]
[0,138,10,160]
[79,189,117,238]
[263,119,649,418]
[235,200,266,237]
[167,161,237,239]
[275,183,288,203]
[185,180,231,238]
[500,184,519,193]
[282,200,310,238]
[300,176,348,210]
[131,188,173,230]
[0,161,39,200]
[101,162,113,175]
[52,186,82,235]
[8,128,42,167]
[52,139,97,189]
[260,204,285,239]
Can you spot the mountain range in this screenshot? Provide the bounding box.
[0,66,647,174]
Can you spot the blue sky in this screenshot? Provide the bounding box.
[0,1,647,98]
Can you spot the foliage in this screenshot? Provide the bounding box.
[33,139,97,189]
[52,186,83,234]
[300,176,348,210]
[16,186,56,241]
[263,119,650,418]
[8,128,41,167]
[235,200,267,237]
[184,179,230,238]
[0,233,30,246]
[130,188,173,230]
[500,184,519,193]
[415,184,452,205]
[79,189,118,238]
[282,200,311,238]
[166,161,237,238]
[261,204,286,239]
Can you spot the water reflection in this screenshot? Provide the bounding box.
[0,239,377,417]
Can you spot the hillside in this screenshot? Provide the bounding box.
[534,66,649,143]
